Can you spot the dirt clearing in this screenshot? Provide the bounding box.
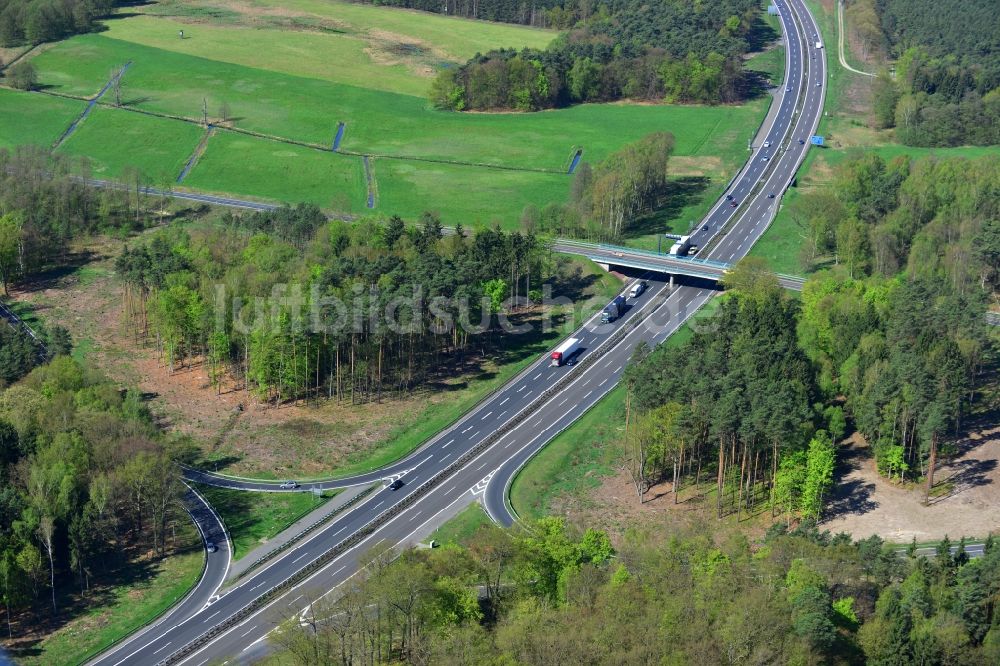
[821,426,1000,543]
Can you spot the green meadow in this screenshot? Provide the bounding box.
[185,132,369,211]
[0,88,84,148]
[56,106,204,182]
[11,1,768,228]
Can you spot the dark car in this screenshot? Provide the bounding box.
[726,194,733,201]
[767,193,775,199]
[702,224,709,231]
[730,201,738,207]
[388,479,405,491]
[798,138,806,145]
[206,541,218,553]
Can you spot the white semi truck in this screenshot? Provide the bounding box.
[551,337,580,366]
[669,235,693,256]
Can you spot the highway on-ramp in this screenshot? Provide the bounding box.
[90,1,827,663]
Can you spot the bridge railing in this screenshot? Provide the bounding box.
[552,238,806,286]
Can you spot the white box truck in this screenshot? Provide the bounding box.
[551,337,580,366]
[669,235,692,256]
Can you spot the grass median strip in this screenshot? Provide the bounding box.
[192,484,338,561]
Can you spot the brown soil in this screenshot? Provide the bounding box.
[554,466,771,546]
[821,426,1000,543]
[554,417,1000,546]
[7,235,495,478]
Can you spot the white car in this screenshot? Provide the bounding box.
[279,480,299,489]
[763,141,771,148]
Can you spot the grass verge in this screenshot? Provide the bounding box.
[509,295,722,519]
[14,522,203,666]
[428,502,492,547]
[192,484,337,560]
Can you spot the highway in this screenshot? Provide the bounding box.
[89,1,829,663]
[91,484,231,666]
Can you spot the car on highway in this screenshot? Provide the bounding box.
[730,201,738,207]
[763,140,771,148]
[798,138,806,144]
[816,81,821,87]
[785,87,791,92]
[726,194,733,201]
[388,479,405,490]
[761,156,769,162]
[206,541,218,553]
[629,281,647,298]
[768,193,775,198]
[279,480,299,489]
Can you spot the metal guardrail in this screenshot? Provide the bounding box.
[155,272,669,666]
[552,239,807,285]
[229,484,379,583]
[0,298,47,357]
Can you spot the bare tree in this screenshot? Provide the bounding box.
[38,516,56,613]
[110,64,126,107]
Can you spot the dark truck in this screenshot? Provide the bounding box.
[601,295,626,323]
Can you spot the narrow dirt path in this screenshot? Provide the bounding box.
[837,0,875,77]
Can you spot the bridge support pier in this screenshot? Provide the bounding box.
[669,274,674,291]
[596,262,610,272]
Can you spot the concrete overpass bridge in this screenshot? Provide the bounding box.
[552,239,807,291]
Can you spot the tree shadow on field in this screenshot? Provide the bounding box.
[16,249,100,292]
[823,443,879,519]
[742,70,776,100]
[7,538,188,660]
[623,176,710,239]
[929,458,997,505]
[122,95,154,107]
[746,15,780,53]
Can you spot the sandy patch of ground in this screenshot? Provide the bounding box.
[554,465,771,546]
[364,29,443,78]
[821,426,1000,543]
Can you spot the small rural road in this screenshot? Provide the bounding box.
[837,0,876,77]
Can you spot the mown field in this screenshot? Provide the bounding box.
[0,87,83,148]
[56,106,205,182]
[8,1,769,229]
[185,132,370,211]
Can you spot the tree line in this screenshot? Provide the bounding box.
[275,516,1000,664]
[622,262,831,520]
[0,356,186,640]
[615,158,995,515]
[0,146,165,293]
[0,0,115,46]
[430,0,760,110]
[867,0,1000,146]
[0,315,72,387]
[789,153,1000,292]
[520,132,674,241]
[115,207,561,406]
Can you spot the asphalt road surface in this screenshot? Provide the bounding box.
[91,1,829,663]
